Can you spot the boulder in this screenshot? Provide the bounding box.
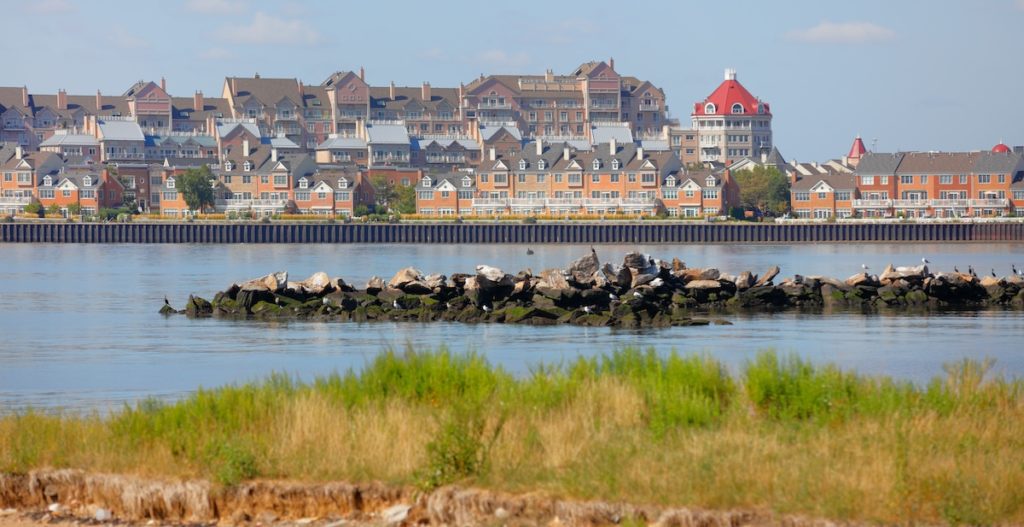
[238,271,287,292]
[185,295,213,317]
[845,272,875,287]
[296,272,333,295]
[422,273,446,290]
[685,279,722,290]
[401,280,434,295]
[622,251,649,270]
[333,277,355,292]
[365,276,386,295]
[463,276,485,307]
[476,265,514,290]
[671,257,685,273]
[698,268,721,281]
[388,267,423,289]
[631,272,657,288]
[567,248,601,286]
[979,276,1002,288]
[538,268,571,290]
[734,271,755,290]
[754,265,780,287]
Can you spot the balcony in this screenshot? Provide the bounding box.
[929,199,970,208]
[852,199,893,208]
[224,199,289,210]
[477,102,512,110]
[425,155,467,164]
[892,199,930,208]
[638,103,660,112]
[589,102,618,110]
[970,198,1009,207]
[0,196,32,206]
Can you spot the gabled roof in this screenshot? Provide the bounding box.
[896,152,979,175]
[318,136,367,149]
[98,119,145,141]
[227,77,302,109]
[855,153,905,175]
[590,124,633,145]
[365,122,409,145]
[478,123,522,142]
[269,135,300,149]
[973,151,1024,174]
[216,121,261,139]
[791,172,857,192]
[39,133,98,147]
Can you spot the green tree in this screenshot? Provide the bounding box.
[731,166,790,215]
[178,165,216,213]
[45,204,60,217]
[67,202,82,216]
[23,201,42,216]
[370,175,399,213]
[394,184,417,214]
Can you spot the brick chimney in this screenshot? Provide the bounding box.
[15,145,23,160]
[160,77,166,92]
[609,137,616,156]
[95,90,102,111]
[298,80,305,97]
[636,146,644,160]
[271,148,278,162]
[21,86,28,107]
[359,67,365,81]
[389,81,396,100]
[57,89,67,110]
[489,147,496,161]
[563,145,571,161]
[421,82,431,101]
[194,91,204,111]
[242,139,250,156]
[609,57,615,71]
[535,139,543,156]
[545,69,554,82]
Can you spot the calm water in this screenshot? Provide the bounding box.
[1,242,1023,412]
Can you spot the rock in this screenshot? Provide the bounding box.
[388,267,423,289]
[685,279,721,290]
[567,248,601,285]
[296,272,333,295]
[185,295,212,318]
[377,288,405,305]
[845,272,874,287]
[671,257,685,272]
[94,508,112,522]
[476,265,514,290]
[365,276,385,295]
[159,304,177,316]
[463,276,484,307]
[47,504,61,513]
[538,268,571,290]
[622,251,649,270]
[754,265,780,287]
[382,504,410,525]
[979,276,1002,287]
[698,268,721,281]
[333,277,355,292]
[734,271,754,290]
[238,271,287,292]
[631,273,657,288]
[423,273,447,290]
[401,280,433,295]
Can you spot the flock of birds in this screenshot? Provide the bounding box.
[860,257,1020,279]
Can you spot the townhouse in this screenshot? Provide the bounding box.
[36,169,124,218]
[690,69,773,165]
[659,169,740,218]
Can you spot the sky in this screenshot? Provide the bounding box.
[4,0,1024,160]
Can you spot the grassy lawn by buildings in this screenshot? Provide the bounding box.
[2,348,1022,524]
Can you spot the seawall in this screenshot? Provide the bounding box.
[1,221,1022,244]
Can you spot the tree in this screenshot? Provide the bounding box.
[370,175,399,213]
[67,202,82,216]
[394,184,417,214]
[23,201,42,216]
[45,204,60,217]
[178,165,216,213]
[731,166,790,215]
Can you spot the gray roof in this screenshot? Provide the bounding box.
[269,136,301,149]
[854,153,905,175]
[39,133,98,147]
[639,139,670,151]
[479,123,522,142]
[765,146,786,165]
[318,136,367,149]
[973,152,1024,174]
[590,124,633,145]
[365,122,409,145]
[97,120,144,142]
[419,172,474,190]
[216,121,261,139]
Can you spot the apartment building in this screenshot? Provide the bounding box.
[691,69,772,164]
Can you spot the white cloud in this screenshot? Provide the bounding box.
[184,0,244,13]
[475,49,531,69]
[199,47,235,61]
[25,0,75,14]
[219,12,321,45]
[787,21,895,44]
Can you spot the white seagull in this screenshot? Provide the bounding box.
[632,291,643,299]
[392,299,402,310]
[609,293,619,301]
[583,306,594,314]
[482,304,492,312]
[861,264,869,271]
[921,257,930,264]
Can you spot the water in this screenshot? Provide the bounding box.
[1,242,1023,412]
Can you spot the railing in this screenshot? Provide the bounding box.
[971,198,1009,207]
[509,199,546,208]
[477,102,512,110]
[425,156,467,164]
[852,199,893,208]
[224,199,288,209]
[0,196,32,205]
[929,199,970,208]
[892,199,930,208]
[590,102,618,110]
[638,103,660,112]
[471,198,509,207]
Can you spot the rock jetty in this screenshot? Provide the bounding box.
[164,251,1024,328]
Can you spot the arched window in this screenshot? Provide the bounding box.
[665,176,675,187]
[611,159,620,170]
[243,161,252,172]
[731,103,744,114]
[592,158,601,170]
[299,178,308,189]
[83,176,92,187]
[518,159,527,170]
[338,178,348,189]
[167,177,176,189]
[43,175,52,186]
[704,103,716,114]
[421,176,432,187]
[224,161,234,171]
[705,176,716,187]
[537,159,546,170]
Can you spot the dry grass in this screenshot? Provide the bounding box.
[2,349,1022,525]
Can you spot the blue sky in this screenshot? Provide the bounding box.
[5,0,1023,160]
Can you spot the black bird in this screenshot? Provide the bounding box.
[991,268,997,278]
[526,248,534,255]
[969,265,977,277]
[954,266,960,273]
[164,295,170,306]
[1012,264,1019,276]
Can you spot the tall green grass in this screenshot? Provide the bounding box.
[2,348,1022,524]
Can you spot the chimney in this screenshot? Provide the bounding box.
[57,89,67,110]
[609,57,615,70]
[271,148,278,162]
[298,80,305,97]
[194,90,204,111]
[458,83,465,104]
[160,77,166,92]
[724,68,737,81]
[489,147,496,161]
[761,150,768,163]
[359,66,365,81]
[95,90,102,111]
[563,145,571,161]
[535,139,543,156]
[421,82,431,101]
[21,86,28,107]
[15,145,23,160]
[389,81,396,100]
[545,69,553,82]
[609,137,617,156]
[636,146,644,160]
[242,139,250,156]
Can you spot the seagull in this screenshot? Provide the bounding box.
[526,248,534,255]
[481,304,491,312]
[392,299,402,310]
[921,257,930,265]
[991,268,997,278]
[632,291,643,299]
[609,293,619,301]
[322,297,330,306]
[445,301,452,310]
[583,306,594,314]
[861,264,869,271]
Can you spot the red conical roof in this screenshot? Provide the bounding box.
[848,136,867,158]
[992,142,1010,153]
[693,70,768,116]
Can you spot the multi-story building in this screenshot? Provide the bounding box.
[691,69,772,164]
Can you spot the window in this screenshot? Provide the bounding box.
[494,173,507,184]
[818,192,827,199]
[162,191,178,201]
[298,178,308,189]
[880,176,889,184]
[568,173,582,184]
[900,175,912,184]
[642,173,655,184]
[338,178,348,189]
[979,174,991,184]
[274,175,287,186]
[704,103,716,114]
[480,173,489,183]
[611,174,619,183]
[998,174,1006,183]
[518,173,526,183]
[731,103,744,114]
[224,161,234,171]
[43,176,52,186]
[920,175,928,184]
[242,175,252,184]
[243,161,252,172]
[537,159,546,170]
[335,191,350,201]
[591,173,600,183]
[940,175,952,184]
[592,159,600,170]
[702,190,719,199]
[794,192,810,201]
[611,159,620,170]
[295,191,311,201]
[536,173,545,183]
[462,177,472,188]
[836,191,851,201]
[960,175,968,184]
[417,191,433,200]
[82,176,92,186]
[166,177,175,189]
[39,189,54,199]
[554,173,563,183]
[861,176,874,185]
[519,159,527,170]
[16,173,30,184]
[261,176,268,184]
[2,173,10,182]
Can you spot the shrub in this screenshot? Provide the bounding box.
[23,202,42,216]
[45,204,60,217]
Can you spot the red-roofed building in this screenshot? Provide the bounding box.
[993,142,1011,154]
[691,69,772,164]
[848,136,867,167]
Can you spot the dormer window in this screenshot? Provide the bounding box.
[338,178,348,189]
[225,161,234,171]
[592,159,600,170]
[421,176,432,187]
[518,159,527,170]
[731,103,744,114]
[243,161,253,172]
[462,176,472,188]
[43,176,52,186]
[705,176,716,187]
[537,159,546,170]
[704,103,716,114]
[611,159,620,170]
[82,176,92,186]
[167,177,175,189]
[298,178,308,189]
[666,176,676,187]
[757,104,765,114]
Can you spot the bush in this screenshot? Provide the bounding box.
[353,204,371,217]
[521,216,537,224]
[0,215,13,223]
[45,204,60,217]
[23,202,41,216]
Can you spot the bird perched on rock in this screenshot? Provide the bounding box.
[526,248,534,255]
[1012,264,1019,276]
[164,295,170,306]
[969,265,977,277]
[633,291,643,299]
[445,301,452,310]
[481,304,491,312]
[322,297,330,306]
[583,306,594,314]
[954,266,960,273]
[609,293,619,301]
[922,257,930,264]
[861,264,869,271]
[392,299,402,310]
[991,269,997,278]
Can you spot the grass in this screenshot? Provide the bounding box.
[2,348,1023,524]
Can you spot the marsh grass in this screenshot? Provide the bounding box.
[2,348,1023,524]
